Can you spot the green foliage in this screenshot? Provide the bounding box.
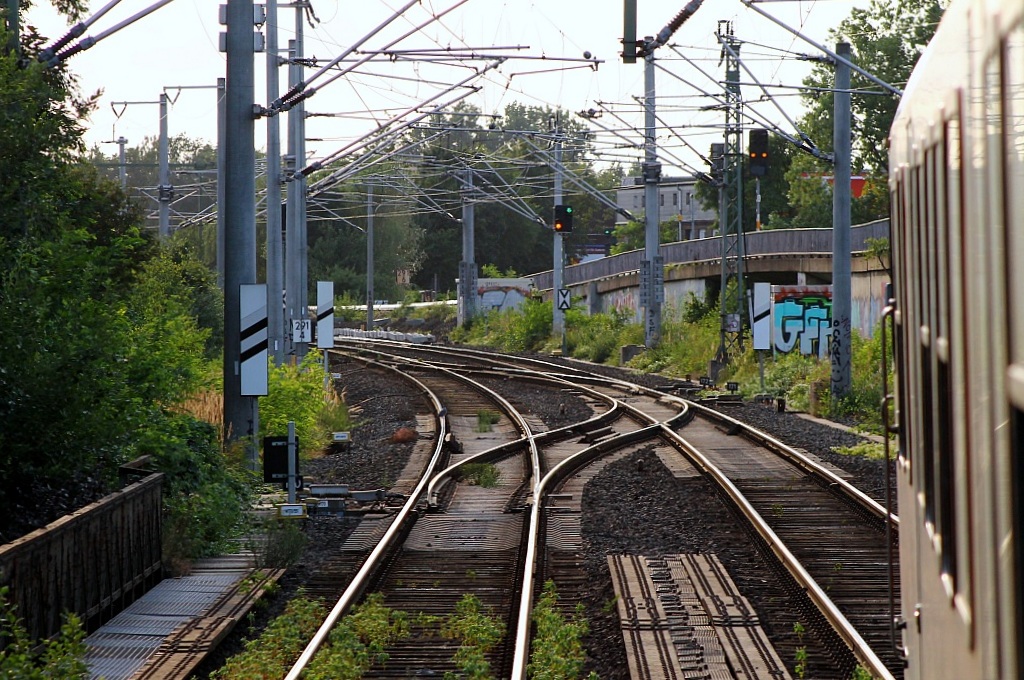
[441,594,505,680]
[480,264,520,278]
[461,463,501,488]
[0,230,213,523]
[476,410,501,432]
[527,581,597,680]
[145,415,253,566]
[212,594,328,679]
[248,516,308,569]
[565,308,638,364]
[627,303,720,377]
[0,586,88,678]
[305,593,411,680]
[259,351,351,453]
[451,297,553,353]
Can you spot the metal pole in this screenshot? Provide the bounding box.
[265,0,284,365]
[552,134,565,339]
[287,420,297,504]
[286,38,300,358]
[642,38,662,348]
[216,78,226,289]
[223,0,258,460]
[366,183,375,331]
[117,136,127,189]
[688,190,695,238]
[457,169,476,325]
[158,93,170,239]
[677,186,682,241]
[831,42,852,398]
[755,177,762,231]
[295,6,308,360]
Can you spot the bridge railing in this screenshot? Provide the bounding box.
[531,220,889,291]
[0,467,164,642]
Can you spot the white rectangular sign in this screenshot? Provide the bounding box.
[240,284,268,396]
[292,318,312,343]
[556,288,571,310]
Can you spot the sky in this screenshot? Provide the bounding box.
[25,0,868,176]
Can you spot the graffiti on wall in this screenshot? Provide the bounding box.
[477,278,534,313]
[773,285,832,357]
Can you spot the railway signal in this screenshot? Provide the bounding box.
[554,204,574,232]
[749,129,769,176]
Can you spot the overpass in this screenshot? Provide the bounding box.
[529,220,891,341]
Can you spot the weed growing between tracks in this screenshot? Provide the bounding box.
[529,581,598,680]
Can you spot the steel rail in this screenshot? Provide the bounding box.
[283,353,447,680]
[333,339,895,677]
[660,421,896,680]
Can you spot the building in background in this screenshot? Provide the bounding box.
[615,175,717,240]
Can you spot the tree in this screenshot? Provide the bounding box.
[0,36,233,545]
[797,0,942,177]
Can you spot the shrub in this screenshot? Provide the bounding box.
[143,415,253,569]
[0,586,88,679]
[260,351,353,454]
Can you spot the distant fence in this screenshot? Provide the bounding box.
[0,467,163,642]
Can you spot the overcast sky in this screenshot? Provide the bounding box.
[25,0,867,175]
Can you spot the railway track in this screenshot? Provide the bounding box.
[145,340,897,680]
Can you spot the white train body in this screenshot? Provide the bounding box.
[889,0,1024,677]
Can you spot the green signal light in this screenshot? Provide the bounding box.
[565,206,573,213]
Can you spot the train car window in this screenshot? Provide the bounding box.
[935,129,958,591]
[919,151,937,526]
[894,171,912,473]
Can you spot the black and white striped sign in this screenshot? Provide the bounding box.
[752,282,771,351]
[317,281,334,349]
[240,284,268,396]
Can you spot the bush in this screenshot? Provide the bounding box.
[441,594,504,679]
[0,586,88,678]
[565,308,636,364]
[259,351,353,454]
[142,415,253,569]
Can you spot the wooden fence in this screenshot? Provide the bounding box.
[0,468,164,642]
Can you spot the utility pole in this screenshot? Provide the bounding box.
[265,0,284,364]
[102,135,128,188]
[831,42,852,398]
[640,38,662,348]
[217,77,226,289]
[552,133,565,342]
[285,32,308,360]
[222,0,258,461]
[158,93,171,239]
[457,169,477,326]
[625,1,703,348]
[366,182,375,331]
[713,20,746,372]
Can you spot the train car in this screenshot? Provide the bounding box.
[888,0,1024,677]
